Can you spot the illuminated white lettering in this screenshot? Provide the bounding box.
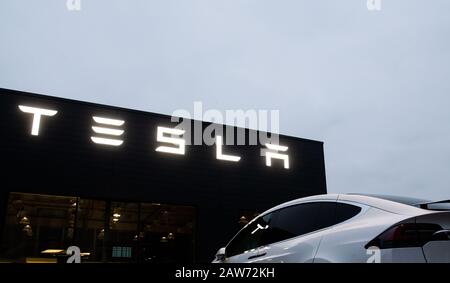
[17,104,294,169]
[91,116,124,146]
[93,116,124,126]
[90,137,123,146]
[92,126,124,136]
[265,143,289,169]
[155,126,185,155]
[18,105,58,136]
[216,135,241,162]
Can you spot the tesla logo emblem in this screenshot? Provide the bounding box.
[17,104,290,169]
[18,105,58,136]
[91,116,125,146]
[251,224,269,235]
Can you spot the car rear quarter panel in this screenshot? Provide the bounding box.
[314,207,413,263]
[417,212,450,263]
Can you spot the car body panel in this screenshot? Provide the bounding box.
[422,241,450,263]
[251,229,325,263]
[415,212,450,262]
[214,194,450,263]
[226,248,260,263]
[314,206,413,263]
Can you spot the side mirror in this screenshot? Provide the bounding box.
[215,247,226,262]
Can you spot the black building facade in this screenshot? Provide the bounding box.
[0,88,327,263]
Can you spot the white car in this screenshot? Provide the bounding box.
[213,194,450,263]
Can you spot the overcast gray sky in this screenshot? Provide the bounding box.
[1,0,449,200]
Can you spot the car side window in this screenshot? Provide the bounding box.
[226,202,363,256]
[334,202,361,223]
[226,213,274,257]
[268,202,336,243]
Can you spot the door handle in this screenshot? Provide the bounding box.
[247,252,267,260]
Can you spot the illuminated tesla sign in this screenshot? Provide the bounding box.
[215,135,241,162]
[155,126,185,155]
[18,105,58,136]
[91,116,125,146]
[265,143,289,169]
[18,104,290,169]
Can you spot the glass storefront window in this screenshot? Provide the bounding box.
[0,192,196,263]
[0,192,75,263]
[139,203,195,263]
[108,201,139,262]
[75,199,106,262]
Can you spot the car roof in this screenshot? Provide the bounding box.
[262,194,339,215]
[338,194,430,215]
[261,193,432,216]
[346,193,430,206]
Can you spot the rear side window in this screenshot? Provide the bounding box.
[262,202,362,245]
[335,203,362,223]
[269,202,336,243]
